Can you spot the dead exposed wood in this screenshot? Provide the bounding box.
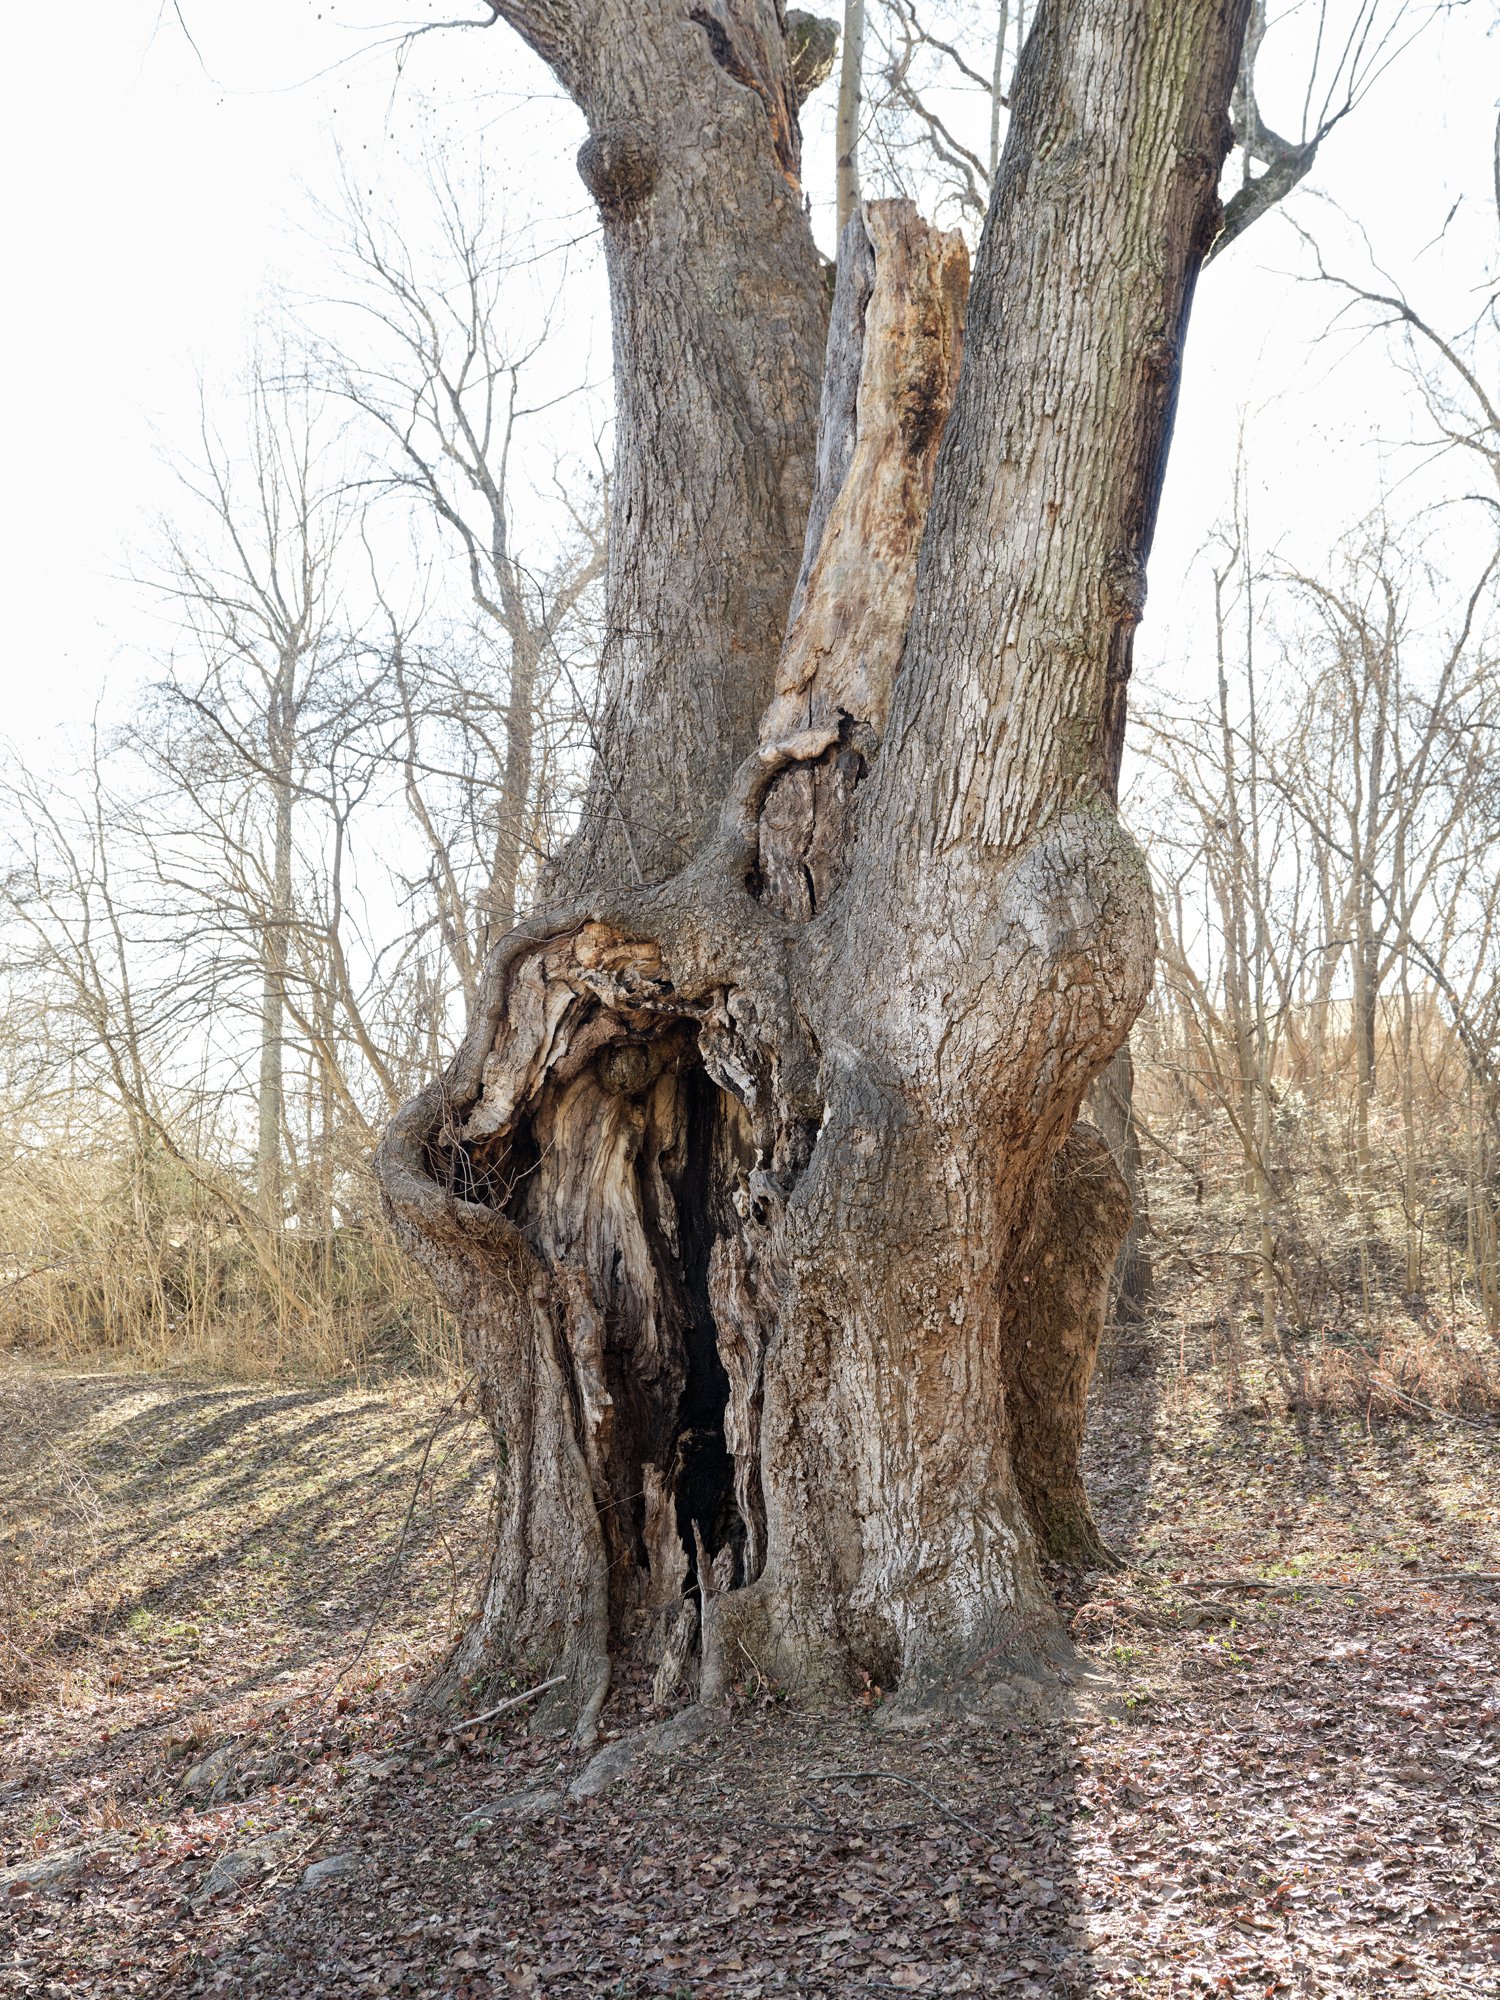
[651,1598,700,1708]
[756,198,968,921]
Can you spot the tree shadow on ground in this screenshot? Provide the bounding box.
[95,1341,1156,1999]
[171,1686,1105,1999]
[0,1360,492,1855]
[15,1337,1498,1999]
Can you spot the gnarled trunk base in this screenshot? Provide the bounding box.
[381,786,1150,1732]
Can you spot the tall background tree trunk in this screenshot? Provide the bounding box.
[835,0,866,234]
[257,653,296,1216]
[488,625,539,943]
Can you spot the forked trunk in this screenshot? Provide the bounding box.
[378,0,1248,1735]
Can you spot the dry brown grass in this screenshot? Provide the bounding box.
[1130,1008,1500,1430]
[0,1136,459,1383]
[1288,1316,1500,1420]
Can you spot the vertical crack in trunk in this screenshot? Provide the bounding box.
[419,922,792,1716]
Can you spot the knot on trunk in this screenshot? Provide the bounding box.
[578,124,659,221]
[1103,549,1148,625]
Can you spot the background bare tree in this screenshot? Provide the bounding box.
[845,0,1443,246]
[1135,507,1500,1382]
[0,155,605,1378]
[315,153,606,967]
[137,359,368,1217]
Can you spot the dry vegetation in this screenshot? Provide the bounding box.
[1127,1026,1500,1427]
[0,1137,456,1382]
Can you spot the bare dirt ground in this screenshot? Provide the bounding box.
[3,1321,1497,1999]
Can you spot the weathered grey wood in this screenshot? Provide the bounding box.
[758,198,967,921]
[786,207,876,631]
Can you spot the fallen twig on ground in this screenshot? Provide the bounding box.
[448,1675,567,1734]
[803,1768,983,1839]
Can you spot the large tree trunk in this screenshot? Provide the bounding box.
[378,0,1248,1737]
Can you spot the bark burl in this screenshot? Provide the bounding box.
[377,0,1250,1736]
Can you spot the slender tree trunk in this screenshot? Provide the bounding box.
[380,0,1249,1735]
[487,628,540,944]
[988,1,1012,180]
[257,662,295,1218]
[835,0,865,235]
[1352,880,1375,1314]
[1245,568,1277,1344]
[314,982,337,1292]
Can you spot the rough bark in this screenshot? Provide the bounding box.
[505,0,830,893]
[379,0,1249,1735]
[1091,1038,1154,1323]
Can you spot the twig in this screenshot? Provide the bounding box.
[1176,1577,1335,1595]
[626,1808,928,1837]
[449,1674,566,1732]
[1335,1354,1500,1441]
[0,1257,73,1293]
[804,1768,984,1839]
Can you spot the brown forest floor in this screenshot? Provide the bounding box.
[2,1315,1498,1999]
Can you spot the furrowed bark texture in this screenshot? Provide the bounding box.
[506,0,830,893]
[1091,1038,1154,1322]
[379,0,1249,1732]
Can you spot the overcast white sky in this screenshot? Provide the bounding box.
[2,0,1497,761]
